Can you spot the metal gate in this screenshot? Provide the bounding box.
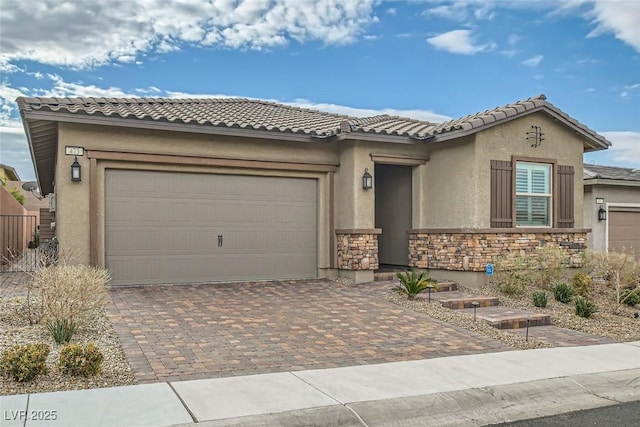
[0,215,38,272]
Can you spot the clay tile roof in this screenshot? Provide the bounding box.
[15,94,611,149]
[16,97,356,137]
[583,164,640,181]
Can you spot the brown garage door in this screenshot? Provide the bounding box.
[609,209,640,257]
[105,170,317,285]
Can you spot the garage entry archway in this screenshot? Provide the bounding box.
[105,170,317,285]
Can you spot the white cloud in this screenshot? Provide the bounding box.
[288,99,451,123]
[427,29,492,55]
[586,0,640,52]
[521,54,544,67]
[0,0,379,69]
[421,1,640,53]
[386,8,397,15]
[0,123,34,181]
[600,131,640,166]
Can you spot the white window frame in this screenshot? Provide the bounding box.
[515,161,553,227]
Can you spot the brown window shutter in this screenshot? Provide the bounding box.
[491,160,513,227]
[556,165,575,228]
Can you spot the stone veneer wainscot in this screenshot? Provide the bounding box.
[408,229,589,272]
[335,229,381,271]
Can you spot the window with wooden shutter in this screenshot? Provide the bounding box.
[490,160,513,227]
[556,165,575,228]
[515,162,552,227]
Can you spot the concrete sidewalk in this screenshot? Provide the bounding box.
[2,342,640,427]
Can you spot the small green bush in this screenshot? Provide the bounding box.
[58,343,103,377]
[575,296,598,318]
[571,273,593,297]
[492,252,533,296]
[620,289,640,306]
[394,270,437,300]
[46,318,77,344]
[0,343,50,382]
[554,282,574,303]
[532,291,549,308]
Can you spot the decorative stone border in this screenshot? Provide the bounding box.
[408,230,588,272]
[335,229,381,271]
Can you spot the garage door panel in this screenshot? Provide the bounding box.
[609,210,640,257]
[106,170,317,285]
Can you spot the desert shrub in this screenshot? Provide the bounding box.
[0,343,50,382]
[583,250,639,305]
[553,282,574,303]
[620,289,640,306]
[394,270,437,300]
[575,296,598,318]
[492,252,534,296]
[34,264,110,325]
[58,343,103,377]
[532,291,549,308]
[571,273,593,297]
[533,246,569,289]
[46,318,77,344]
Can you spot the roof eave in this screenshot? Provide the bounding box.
[583,178,640,187]
[22,110,329,143]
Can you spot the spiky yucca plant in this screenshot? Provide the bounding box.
[394,270,438,300]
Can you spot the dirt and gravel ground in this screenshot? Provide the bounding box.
[0,298,135,396]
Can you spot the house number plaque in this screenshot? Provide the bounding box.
[65,146,84,156]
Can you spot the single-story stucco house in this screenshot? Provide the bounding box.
[584,164,640,256]
[17,94,611,286]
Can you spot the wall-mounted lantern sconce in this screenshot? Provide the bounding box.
[598,207,607,221]
[362,168,373,190]
[595,197,604,205]
[71,157,82,182]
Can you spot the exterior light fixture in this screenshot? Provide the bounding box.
[598,207,607,221]
[471,301,480,321]
[71,157,81,182]
[362,168,373,190]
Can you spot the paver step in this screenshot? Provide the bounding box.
[459,306,551,330]
[423,291,499,308]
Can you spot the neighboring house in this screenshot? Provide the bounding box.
[583,164,640,257]
[17,95,610,286]
[0,163,20,183]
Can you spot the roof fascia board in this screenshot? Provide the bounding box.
[23,111,321,143]
[583,178,640,187]
[335,132,416,145]
[20,114,47,193]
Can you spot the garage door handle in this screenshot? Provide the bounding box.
[218,234,223,247]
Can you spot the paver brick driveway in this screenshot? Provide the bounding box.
[107,279,509,383]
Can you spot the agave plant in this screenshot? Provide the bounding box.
[394,270,438,300]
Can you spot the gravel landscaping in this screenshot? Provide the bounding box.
[0,298,136,396]
[382,288,553,350]
[472,281,640,342]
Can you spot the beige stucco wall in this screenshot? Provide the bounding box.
[421,136,477,227]
[474,112,586,228]
[584,183,640,252]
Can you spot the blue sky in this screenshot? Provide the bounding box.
[1,0,639,181]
